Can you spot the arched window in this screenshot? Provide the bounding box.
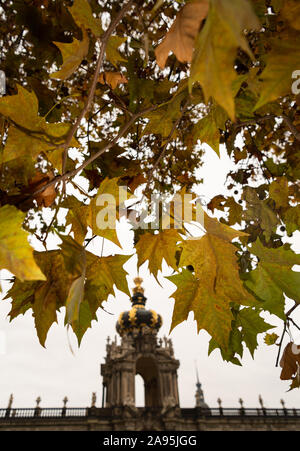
[135,374,145,407]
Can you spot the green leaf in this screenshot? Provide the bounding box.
[245,239,300,318]
[0,205,46,281]
[237,308,274,357]
[190,0,259,119]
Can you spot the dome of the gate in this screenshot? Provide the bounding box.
[116,277,162,336]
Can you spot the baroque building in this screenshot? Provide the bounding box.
[0,278,300,431]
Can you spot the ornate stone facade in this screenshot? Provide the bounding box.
[1,279,300,431]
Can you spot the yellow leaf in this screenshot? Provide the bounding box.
[0,205,46,281]
[89,177,130,247]
[0,87,79,167]
[155,0,209,69]
[51,29,89,80]
[281,0,300,30]
[136,229,181,279]
[168,269,234,347]
[179,234,256,309]
[204,213,249,241]
[68,0,102,36]
[167,216,256,347]
[106,36,127,67]
[0,84,40,130]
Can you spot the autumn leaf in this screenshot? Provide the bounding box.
[281,0,300,30]
[136,229,181,280]
[88,177,131,247]
[4,250,73,345]
[280,342,300,382]
[269,177,289,209]
[245,239,300,319]
[68,0,102,36]
[236,308,274,357]
[254,38,300,110]
[168,269,234,347]
[106,36,127,67]
[264,332,279,345]
[98,71,128,89]
[0,84,40,130]
[0,86,78,168]
[143,86,187,138]
[51,29,89,80]
[190,0,260,119]
[28,172,56,208]
[242,186,279,240]
[0,205,46,281]
[193,103,227,156]
[167,216,255,347]
[5,236,131,346]
[155,0,209,69]
[283,205,300,235]
[209,307,274,361]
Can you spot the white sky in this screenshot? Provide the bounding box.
[0,145,300,410]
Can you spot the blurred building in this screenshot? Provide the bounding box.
[0,278,299,431]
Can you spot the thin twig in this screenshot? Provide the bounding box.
[288,317,300,333]
[235,114,300,142]
[275,322,287,367]
[275,303,299,367]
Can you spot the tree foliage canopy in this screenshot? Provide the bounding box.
[0,0,300,389]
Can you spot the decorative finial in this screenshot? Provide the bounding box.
[35,396,41,408]
[258,394,264,408]
[91,392,97,408]
[280,399,285,408]
[217,397,222,407]
[7,394,13,409]
[239,398,244,408]
[133,277,144,294]
[63,396,68,408]
[195,361,201,389]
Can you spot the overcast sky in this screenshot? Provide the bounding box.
[1,145,300,411]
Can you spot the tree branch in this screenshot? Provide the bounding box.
[235,114,300,142]
[61,0,135,176]
[29,105,158,199]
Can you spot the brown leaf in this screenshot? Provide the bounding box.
[280,342,300,380]
[28,172,56,208]
[98,71,128,89]
[155,0,209,69]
